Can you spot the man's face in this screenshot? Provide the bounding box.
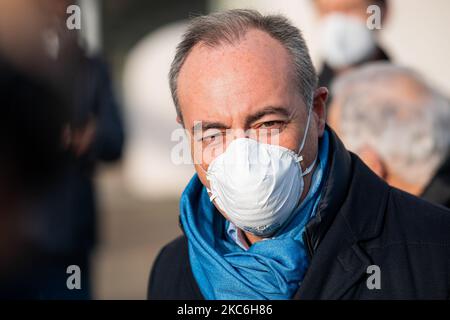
[176,28,326,194]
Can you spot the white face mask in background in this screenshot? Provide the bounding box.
[319,14,377,69]
[205,107,317,237]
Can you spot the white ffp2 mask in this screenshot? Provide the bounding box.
[205,108,316,237]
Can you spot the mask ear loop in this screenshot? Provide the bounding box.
[301,156,317,177]
[295,105,317,175]
[298,105,313,156]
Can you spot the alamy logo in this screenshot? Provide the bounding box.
[366,265,381,290]
[66,5,81,30]
[66,265,81,290]
[366,5,382,30]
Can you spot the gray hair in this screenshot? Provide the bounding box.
[332,62,450,186]
[169,9,318,121]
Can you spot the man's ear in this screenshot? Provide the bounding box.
[358,146,387,179]
[312,87,328,137]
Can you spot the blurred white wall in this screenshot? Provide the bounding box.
[379,0,450,95]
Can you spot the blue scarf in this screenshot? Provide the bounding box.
[180,131,329,299]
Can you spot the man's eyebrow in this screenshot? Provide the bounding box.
[245,106,291,127]
[191,121,230,134]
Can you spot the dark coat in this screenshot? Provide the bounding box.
[30,56,124,256]
[148,129,450,300]
[422,153,450,209]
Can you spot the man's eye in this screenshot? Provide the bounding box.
[260,121,284,129]
[203,134,217,142]
[202,132,222,143]
[198,128,223,143]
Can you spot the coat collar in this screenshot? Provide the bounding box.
[295,127,390,299]
[421,152,450,208]
[302,126,352,255]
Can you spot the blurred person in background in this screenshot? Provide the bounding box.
[28,0,125,299]
[314,0,390,89]
[148,10,450,300]
[328,62,450,208]
[0,0,124,298]
[0,55,71,298]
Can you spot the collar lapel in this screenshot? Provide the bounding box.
[295,215,374,299]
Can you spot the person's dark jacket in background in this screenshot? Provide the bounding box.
[148,128,450,300]
[319,47,390,92]
[26,56,124,299]
[0,56,70,298]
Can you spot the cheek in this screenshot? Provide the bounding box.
[190,141,212,189]
[190,140,201,165]
[194,164,210,189]
[278,124,304,152]
[191,138,226,170]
